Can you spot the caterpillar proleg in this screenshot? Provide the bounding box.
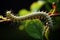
[6,11,53,28]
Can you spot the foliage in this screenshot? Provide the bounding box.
[18,9,30,16]
[25,19,44,39]
[30,1,45,12]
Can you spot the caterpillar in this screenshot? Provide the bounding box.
[6,11,53,28]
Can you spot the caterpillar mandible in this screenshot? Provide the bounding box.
[6,11,53,28]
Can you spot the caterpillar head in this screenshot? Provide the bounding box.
[6,11,14,19]
[6,11,11,16]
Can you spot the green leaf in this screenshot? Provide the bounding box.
[30,1,46,12]
[18,21,26,31]
[19,25,25,31]
[18,9,30,16]
[25,19,44,39]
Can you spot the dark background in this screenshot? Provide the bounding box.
[0,0,37,15]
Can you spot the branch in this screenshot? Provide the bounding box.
[0,15,11,22]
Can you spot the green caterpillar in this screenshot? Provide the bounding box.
[6,11,53,28]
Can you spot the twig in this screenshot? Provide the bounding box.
[0,15,11,22]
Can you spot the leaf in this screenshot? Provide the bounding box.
[25,19,44,39]
[18,9,30,16]
[18,21,26,31]
[30,1,46,12]
[19,25,25,31]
